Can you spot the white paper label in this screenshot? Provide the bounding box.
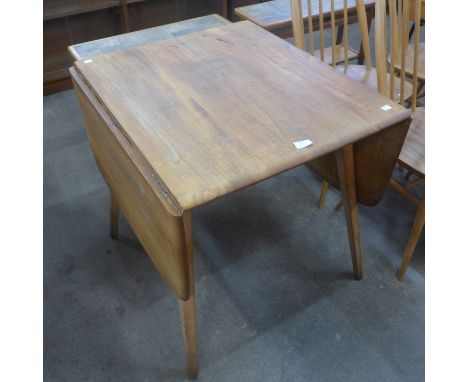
[380,104,392,111]
[84,59,93,64]
[293,139,313,149]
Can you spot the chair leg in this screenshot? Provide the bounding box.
[318,181,329,209]
[404,169,413,181]
[398,198,425,281]
[110,192,120,239]
[179,212,198,380]
[336,145,363,280]
[334,200,343,211]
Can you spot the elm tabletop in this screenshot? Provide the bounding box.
[71,20,411,379]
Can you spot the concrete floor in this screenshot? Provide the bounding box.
[44,24,425,382]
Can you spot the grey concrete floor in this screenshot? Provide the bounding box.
[44,23,424,382]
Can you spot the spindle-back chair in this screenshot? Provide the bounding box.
[290,0,413,100]
[298,0,425,280]
[296,0,414,210]
[389,0,424,281]
[390,0,425,100]
[290,0,364,65]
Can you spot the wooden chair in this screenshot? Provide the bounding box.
[290,0,412,208]
[287,0,414,279]
[306,0,425,280]
[289,0,365,65]
[389,0,424,280]
[390,0,425,100]
[290,0,413,100]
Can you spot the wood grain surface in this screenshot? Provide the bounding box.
[399,107,424,176]
[75,21,410,213]
[69,14,231,61]
[71,67,191,300]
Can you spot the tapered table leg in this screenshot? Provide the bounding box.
[179,212,198,379]
[110,192,120,239]
[398,197,425,281]
[336,144,363,280]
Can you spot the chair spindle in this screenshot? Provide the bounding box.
[375,0,387,95]
[389,0,397,100]
[307,0,314,54]
[319,0,325,61]
[330,0,336,67]
[411,0,422,112]
[343,0,349,68]
[399,0,409,105]
[356,0,371,68]
[290,0,305,50]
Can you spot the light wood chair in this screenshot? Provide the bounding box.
[390,0,425,100]
[290,0,412,208]
[290,0,363,65]
[290,0,413,100]
[389,0,424,280]
[306,0,425,280]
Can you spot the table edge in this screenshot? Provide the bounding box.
[71,66,184,217]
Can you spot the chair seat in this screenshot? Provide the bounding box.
[335,64,413,102]
[313,44,360,65]
[399,107,425,176]
[388,42,425,81]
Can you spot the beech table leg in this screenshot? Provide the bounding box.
[398,197,425,281]
[110,192,120,239]
[336,144,363,280]
[179,212,198,379]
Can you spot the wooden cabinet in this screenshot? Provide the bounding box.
[44,0,236,94]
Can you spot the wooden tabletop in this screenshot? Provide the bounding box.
[74,20,410,214]
[235,0,375,30]
[69,14,230,61]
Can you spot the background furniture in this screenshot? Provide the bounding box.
[69,14,230,60]
[292,0,413,212]
[72,20,410,377]
[310,0,425,280]
[44,0,230,94]
[291,0,413,99]
[392,0,425,99]
[235,0,375,49]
